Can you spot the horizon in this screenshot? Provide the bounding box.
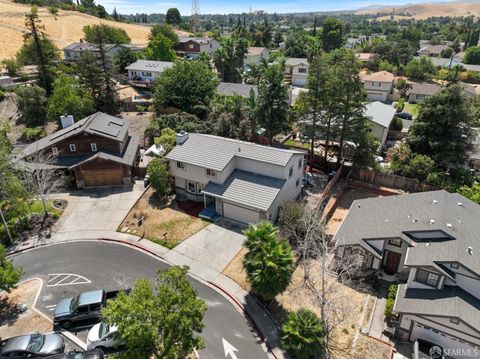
[96,0,456,16]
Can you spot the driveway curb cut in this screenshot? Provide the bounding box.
[8,237,283,359]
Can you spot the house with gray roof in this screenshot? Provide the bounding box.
[166,132,305,224]
[217,82,258,98]
[364,102,396,146]
[19,112,139,188]
[408,82,442,103]
[125,60,174,82]
[283,58,309,87]
[333,190,480,354]
[63,43,143,63]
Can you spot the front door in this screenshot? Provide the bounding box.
[384,250,402,275]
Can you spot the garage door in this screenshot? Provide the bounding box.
[411,322,479,358]
[223,202,260,224]
[83,169,123,187]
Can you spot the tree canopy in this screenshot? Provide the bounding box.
[145,34,176,62]
[0,245,23,291]
[83,24,131,44]
[464,45,480,65]
[15,85,47,126]
[148,23,179,44]
[321,17,344,52]
[166,8,181,25]
[147,158,171,196]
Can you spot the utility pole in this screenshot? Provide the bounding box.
[0,208,12,246]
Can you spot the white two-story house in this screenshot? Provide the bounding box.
[362,71,395,102]
[334,190,480,358]
[284,58,309,87]
[125,60,174,82]
[244,47,269,67]
[166,132,306,224]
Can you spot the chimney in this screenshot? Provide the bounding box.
[60,115,75,129]
[176,130,189,145]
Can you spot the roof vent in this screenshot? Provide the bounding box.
[430,219,435,225]
[458,202,463,207]
[176,130,189,145]
[357,204,361,208]
[446,223,452,229]
[60,114,75,129]
[467,246,473,255]
[238,147,241,152]
[432,200,438,205]
[413,218,418,223]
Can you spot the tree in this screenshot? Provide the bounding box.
[147,158,171,197]
[154,60,218,114]
[114,47,138,74]
[145,34,176,62]
[389,116,403,132]
[1,59,21,76]
[321,17,344,52]
[154,128,176,153]
[83,24,131,44]
[407,85,475,168]
[402,154,436,182]
[214,36,248,83]
[281,309,324,359]
[148,23,179,44]
[16,37,59,66]
[464,46,480,64]
[101,266,207,359]
[458,183,480,204]
[166,8,181,25]
[47,76,95,123]
[254,63,289,145]
[111,6,119,21]
[405,57,436,80]
[0,245,23,291]
[15,85,47,126]
[285,31,308,58]
[242,221,295,301]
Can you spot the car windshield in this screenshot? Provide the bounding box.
[68,353,84,359]
[70,296,79,312]
[26,334,45,352]
[99,323,110,338]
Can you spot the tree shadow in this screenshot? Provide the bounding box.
[0,296,22,327]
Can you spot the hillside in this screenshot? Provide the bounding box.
[0,0,188,61]
[356,1,480,20]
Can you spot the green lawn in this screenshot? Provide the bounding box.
[28,200,63,218]
[403,103,420,118]
[284,139,310,150]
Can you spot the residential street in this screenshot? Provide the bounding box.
[11,241,270,359]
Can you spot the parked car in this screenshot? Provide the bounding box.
[0,333,64,358]
[397,112,413,120]
[54,289,129,328]
[86,323,122,351]
[46,349,104,359]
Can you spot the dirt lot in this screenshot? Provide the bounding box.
[118,111,153,148]
[119,187,209,248]
[325,188,380,236]
[355,334,392,359]
[0,280,52,338]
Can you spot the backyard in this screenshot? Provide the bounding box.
[403,102,420,118]
[119,187,209,248]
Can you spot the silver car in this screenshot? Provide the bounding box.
[0,333,64,358]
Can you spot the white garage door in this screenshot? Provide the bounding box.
[223,202,260,224]
[411,322,480,359]
[367,91,387,102]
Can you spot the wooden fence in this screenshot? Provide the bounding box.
[351,168,436,193]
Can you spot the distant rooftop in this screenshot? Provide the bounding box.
[217,82,258,98]
[362,70,395,83]
[365,101,396,129]
[125,60,174,73]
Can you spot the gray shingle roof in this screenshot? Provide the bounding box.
[365,102,396,129]
[217,82,258,98]
[394,284,480,330]
[285,58,309,66]
[178,37,215,44]
[202,170,285,211]
[410,82,441,96]
[125,60,174,73]
[166,133,303,172]
[334,190,480,274]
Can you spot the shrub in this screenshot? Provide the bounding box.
[147,158,171,196]
[0,89,5,101]
[384,283,398,319]
[1,59,21,76]
[47,5,58,15]
[21,126,46,143]
[389,117,404,132]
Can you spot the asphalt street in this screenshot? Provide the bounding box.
[11,241,269,359]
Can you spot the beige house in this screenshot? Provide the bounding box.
[408,83,441,104]
[362,71,395,102]
[166,132,305,224]
[244,47,269,66]
[284,58,309,87]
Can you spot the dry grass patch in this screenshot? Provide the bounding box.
[0,280,52,338]
[119,187,209,248]
[355,334,392,359]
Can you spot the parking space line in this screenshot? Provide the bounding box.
[46,273,92,287]
[47,274,61,283]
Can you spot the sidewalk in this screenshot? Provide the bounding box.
[8,230,286,359]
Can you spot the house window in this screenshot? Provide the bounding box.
[91,143,97,152]
[289,166,293,178]
[388,238,402,247]
[142,71,152,77]
[206,168,216,177]
[189,44,194,49]
[52,147,58,156]
[298,158,302,169]
[69,144,76,152]
[450,263,459,269]
[209,44,212,49]
[450,318,460,325]
[176,161,185,170]
[186,181,197,194]
[415,269,440,287]
[298,68,307,73]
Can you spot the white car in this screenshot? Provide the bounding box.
[86,323,119,350]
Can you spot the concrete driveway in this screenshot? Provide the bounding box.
[53,181,145,235]
[163,218,246,273]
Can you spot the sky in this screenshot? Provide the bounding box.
[96,0,454,15]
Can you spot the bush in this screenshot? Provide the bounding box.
[0,89,5,101]
[147,158,171,196]
[1,59,21,76]
[47,5,58,15]
[465,46,480,65]
[384,283,398,319]
[389,117,403,132]
[21,126,46,143]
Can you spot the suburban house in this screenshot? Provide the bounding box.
[217,82,258,98]
[125,60,174,82]
[284,58,309,87]
[417,44,450,57]
[364,101,397,146]
[334,191,480,357]
[20,112,139,188]
[63,43,143,62]
[166,132,306,224]
[408,83,441,103]
[174,37,220,58]
[356,53,376,63]
[244,47,269,66]
[362,71,395,102]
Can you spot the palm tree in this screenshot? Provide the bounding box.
[281,309,324,359]
[243,221,295,301]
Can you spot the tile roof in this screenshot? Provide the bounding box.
[334,190,480,274]
[178,37,216,44]
[285,58,309,66]
[247,47,268,56]
[365,102,397,129]
[409,82,441,95]
[125,60,174,73]
[362,70,395,83]
[217,82,258,98]
[418,44,449,55]
[166,133,303,172]
[202,170,285,211]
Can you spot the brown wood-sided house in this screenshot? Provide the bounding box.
[20,112,140,188]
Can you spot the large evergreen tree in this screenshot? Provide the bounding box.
[214,36,248,83]
[321,17,344,52]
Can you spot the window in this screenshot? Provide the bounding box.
[388,238,402,247]
[298,68,307,73]
[450,318,460,325]
[206,168,216,177]
[189,44,194,49]
[298,158,303,169]
[289,166,293,178]
[91,143,97,152]
[186,181,197,194]
[69,144,76,152]
[450,263,459,269]
[210,44,212,49]
[415,269,440,287]
[176,161,185,170]
[296,179,300,187]
[142,71,152,77]
[52,147,58,156]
